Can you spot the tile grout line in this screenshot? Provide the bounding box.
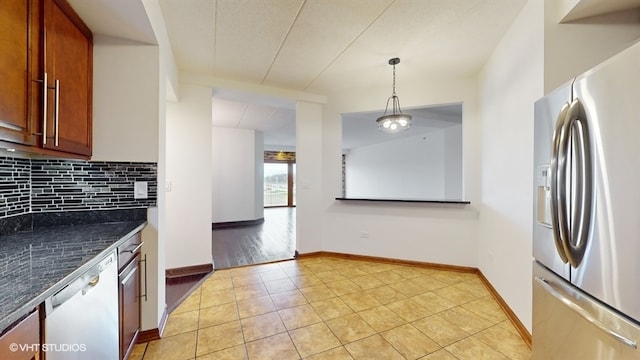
[233,276,251,360]
[148,257,527,359]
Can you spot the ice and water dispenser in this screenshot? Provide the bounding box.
[536,165,552,228]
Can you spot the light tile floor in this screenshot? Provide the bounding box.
[131,256,531,360]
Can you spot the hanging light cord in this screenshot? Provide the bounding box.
[392,62,397,96]
[385,60,403,116]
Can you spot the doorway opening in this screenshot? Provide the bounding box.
[210,92,298,270]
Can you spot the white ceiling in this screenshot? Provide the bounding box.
[158,0,531,92]
[67,0,640,149]
[342,103,462,151]
[156,0,528,148]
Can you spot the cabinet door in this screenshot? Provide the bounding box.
[44,0,92,156]
[119,254,141,360]
[0,0,37,146]
[0,309,39,360]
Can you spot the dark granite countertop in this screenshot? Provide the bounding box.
[0,210,147,333]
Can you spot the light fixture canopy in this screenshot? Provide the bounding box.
[376,57,412,133]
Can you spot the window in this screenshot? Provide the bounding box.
[263,151,296,207]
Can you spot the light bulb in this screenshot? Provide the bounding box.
[383,120,391,128]
[398,118,407,127]
[390,123,398,130]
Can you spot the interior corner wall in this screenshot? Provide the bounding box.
[477,0,544,332]
[165,83,213,269]
[211,127,264,223]
[544,0,640,93]
[92,38,159,162]
[344,131,446,199]
[444,124,463,199]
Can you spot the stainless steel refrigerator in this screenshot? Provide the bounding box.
[533,41,640,359]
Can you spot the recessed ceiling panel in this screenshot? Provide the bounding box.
[160,0,216,75]
[237,104,281,131]
[263,0,394,89]
[214,0,304,83]
[308,0,527,93]
[342,103,462,151]
[211,98,247,128]
[262,108,296,147]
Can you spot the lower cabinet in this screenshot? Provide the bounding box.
[0,309,39,360]
[118,234,142,360]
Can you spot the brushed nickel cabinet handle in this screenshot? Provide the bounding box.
[54,79,60,146]
[43,72,48,145]
[121,242,144,254]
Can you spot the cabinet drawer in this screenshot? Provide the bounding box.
[119,253,140,360]
[117,232,142,270]
[0,309,39,360]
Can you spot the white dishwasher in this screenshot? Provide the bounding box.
[45,251,119,360]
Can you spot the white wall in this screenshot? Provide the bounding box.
[320,76,480,267]
[345,131,446,199]
[544,0,640,92]
[92,38,159,162]
[444,124,463,199]
[476,0,640,333]
[296,101,325,254]
[477,0,544,333]
[165,83,213,269]
[91,34,166,332]
[211,127,264,223]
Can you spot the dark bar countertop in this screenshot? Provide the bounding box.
[0,209,147,333]
[335,197,471,204]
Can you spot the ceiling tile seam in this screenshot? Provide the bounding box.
[260,0,307,85]
[212,0,218,76]
[266,107,281,130]
[302,0,398,91]
[236,103,250,128]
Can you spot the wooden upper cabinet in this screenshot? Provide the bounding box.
[0,0,91,157]
[0,0,37,146]
[43,0,92,157]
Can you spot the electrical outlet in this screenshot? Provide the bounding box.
[134,181,148,199]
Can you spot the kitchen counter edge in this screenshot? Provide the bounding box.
[0,221,147,333]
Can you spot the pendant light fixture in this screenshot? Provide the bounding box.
[376,57,412,133]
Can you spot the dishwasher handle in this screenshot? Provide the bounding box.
[46,252,116,314]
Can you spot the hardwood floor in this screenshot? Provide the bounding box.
[212,207,296,269]
[166,208,296,312]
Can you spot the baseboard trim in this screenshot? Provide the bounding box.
[137,307,168,344]
[296,251,477,273]
[212,217,264,229]
[296,250,531,349]
[166,263,214,279]
[477,271,532,348]
[166,273,212,314]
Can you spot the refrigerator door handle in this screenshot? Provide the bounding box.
[565,99,592,268]
[535,276,638,349]
[550,103,571,263]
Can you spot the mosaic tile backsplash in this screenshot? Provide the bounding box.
[0,157,157,218]
[0,158,31,218]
